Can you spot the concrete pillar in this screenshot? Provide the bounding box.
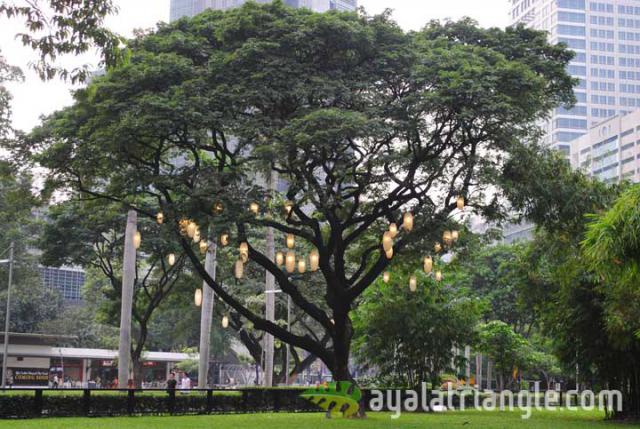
[118,210,137,388]
[198,240,217,388]
[263,171,277,387]
[464,346,471,385]
[475,353,483,390]
[486,359,493,391]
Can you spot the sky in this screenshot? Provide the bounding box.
[0,0,512,132]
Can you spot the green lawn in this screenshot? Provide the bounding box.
[1,410,639,429]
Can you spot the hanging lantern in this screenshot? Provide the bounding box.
[385,247,393,259]
[383,272,390,283]
[403,212,414,232]
[409,276,417,292]
[250,202,259,215]
[193,228,201,243]
[194,289,203,307]
[452,230,460,242]
[423,256,433,273]
[285,251,296,273]
[382,231,393,252]
[199,240,208,254]
[234,258,244,279]
[435,271,443,282]
[276,252,284,266]
[213,201,224,214]
[286,233,295,249]
[239,242,249,263]
[434,242,442,253]
[179,219,190,235]
[222,315,229,328]
[443,230,452,246]
[133,231,141,250]
[167,253,176,266]
[457,196,465,211]
[389,223,398,238]
[187,221,197,238]
[284,201,293,215]
[156,212,164,225]
[220,233,229,247]
[298,259,306,274]
[309,250,319,272]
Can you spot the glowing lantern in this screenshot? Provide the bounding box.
[222,315,229,328]
[385,247,394,260]
[423,256,433,273]
[239,242,249,263]
[285,251,296,273]
[133,231,141,249]
[284,201,293,215]
[382,232,393,252]
[187,221,197,238]
[193,229,201,243]
[298,259,306,274]
[156,212,164,225]
[443,230,452,246]
[309,250,319,271]
[383,272,390,283]
[194,289,202,307]
[403,212,414,232]
[286,233,295,249]
[213,202,224,214]
[199,240,208,254]
[389,223,398,238]
[220,233,229,246]
[167,253,176,266]
[457,196,465,211]
[409,276,417,292]
[234,258,244,279]
[276,252,284,266]
[434,242,442,253]
[435,271,443,282]
[250,202,259,215]
[452,230,460,242]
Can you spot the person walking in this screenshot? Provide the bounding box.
[166,372,177,390]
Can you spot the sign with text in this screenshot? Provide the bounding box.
[12,368,49,386]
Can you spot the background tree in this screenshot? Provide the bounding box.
[0,0,123,82]
[353,266,482,388]
[24,2,576,382]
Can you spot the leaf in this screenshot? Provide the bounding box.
[301,381,361,418]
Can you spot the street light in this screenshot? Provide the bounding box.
[1,242,15,389]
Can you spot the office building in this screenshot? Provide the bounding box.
[170,0,356,21]
[39,266,85,304]
[510,0,640,154]
[571,109,640,181]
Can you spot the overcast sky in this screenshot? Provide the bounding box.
[0,0,511,132]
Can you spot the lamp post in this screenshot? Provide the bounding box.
[1,242,15,389]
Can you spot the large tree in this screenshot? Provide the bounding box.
[23,2,576,382]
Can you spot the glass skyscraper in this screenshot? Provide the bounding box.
[510,0,640,154]
[170,0,357,22]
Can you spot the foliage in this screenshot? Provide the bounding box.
[0,0,124,82]
[353,267,482,387]
[582,184,640,338]
[0,50,23,140]
[21,2,576,381]
[476,321,530,390]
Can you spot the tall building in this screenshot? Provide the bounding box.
[40,266,85,304]
[510,0,640,155]
[170,0,356,21]
[571,109,640,181]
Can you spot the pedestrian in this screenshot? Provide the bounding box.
[166,372,177,390]
[180,372,191,390]
[52,373,59,389]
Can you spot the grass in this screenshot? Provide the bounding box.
[1,410,640,429]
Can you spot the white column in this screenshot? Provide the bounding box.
[475,353,483,390]
[198,240,217,388]
[486,359,493,391]
[118,210,137,388]
[464,346,471,385]
[263,171,276,387]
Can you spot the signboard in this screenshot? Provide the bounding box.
[11,368,49,386]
